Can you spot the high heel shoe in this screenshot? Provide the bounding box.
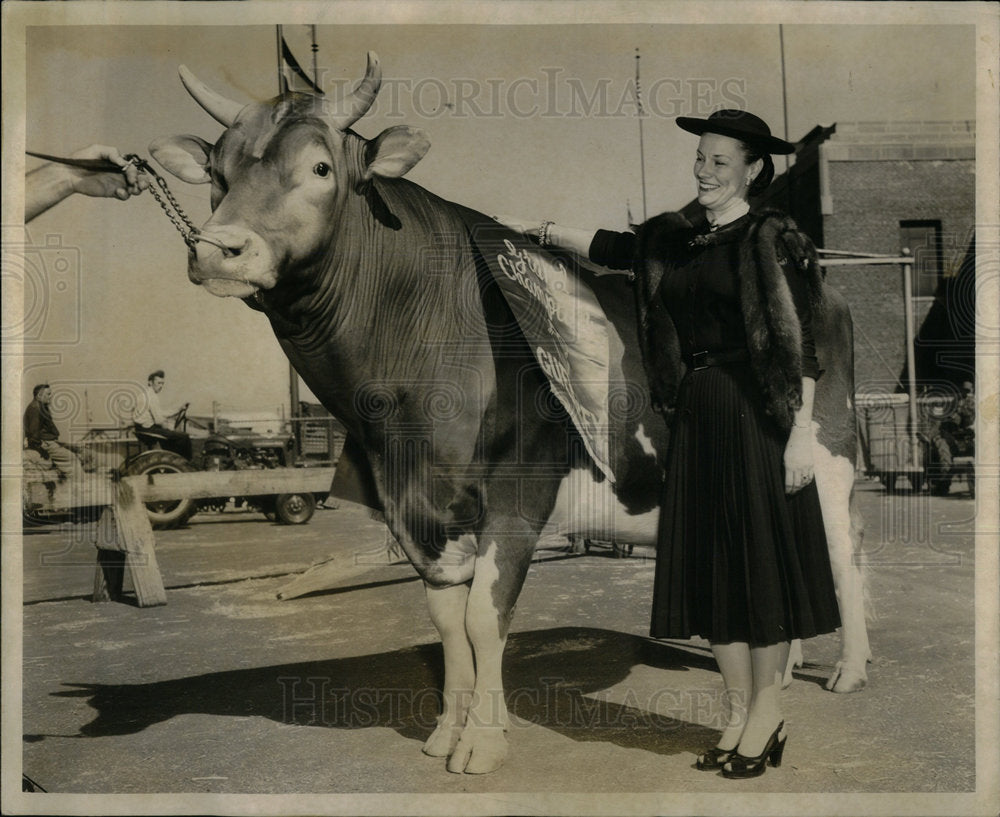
[695,745,738,771]
[721,721,786,779]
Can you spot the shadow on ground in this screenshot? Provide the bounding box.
[41,627,719,758]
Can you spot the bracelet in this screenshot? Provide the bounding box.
[538,220,554,247]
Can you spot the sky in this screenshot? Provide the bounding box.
[3,2,988,437]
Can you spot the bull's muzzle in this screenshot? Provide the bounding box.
[187,226,276,297]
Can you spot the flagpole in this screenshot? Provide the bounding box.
[311,25,319,86]
[276,25,287,93]
[276,24,299,417]
[636,48,648,224]
[779,25,790,172]
[779,24,793,213]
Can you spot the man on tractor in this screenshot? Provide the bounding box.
[23,383,86,480]
[133,370,193,460]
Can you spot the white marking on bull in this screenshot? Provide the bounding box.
[542,467,659,547]
[426,539,511,773]
[635,422,658,458]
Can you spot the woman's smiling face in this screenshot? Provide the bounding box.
[693,132,761,213]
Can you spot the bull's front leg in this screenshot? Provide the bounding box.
[423,581,474,758]
[448,531,535,774]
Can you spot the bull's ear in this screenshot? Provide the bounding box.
[149,134,214,184]
[363,126,430,179]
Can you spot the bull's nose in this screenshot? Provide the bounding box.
[193,231,249,260]
[188,229,256,277]
[186,225,276,294]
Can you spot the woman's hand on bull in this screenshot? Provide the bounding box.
[490,214,598,257]
[68,145,149,201]
[784,425,815,494]
[491,214,539,238]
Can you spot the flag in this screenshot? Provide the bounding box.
[281,34,323,95]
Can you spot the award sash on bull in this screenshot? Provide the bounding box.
[458,206,622,484]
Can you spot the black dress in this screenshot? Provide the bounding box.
[591,215,841,646]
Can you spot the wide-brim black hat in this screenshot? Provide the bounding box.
[676,109,796,155]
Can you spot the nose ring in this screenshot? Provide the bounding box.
[189,233,233,254]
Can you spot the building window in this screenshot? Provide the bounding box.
[900,220,943,298]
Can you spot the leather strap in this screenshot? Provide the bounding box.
[26,150,126,173]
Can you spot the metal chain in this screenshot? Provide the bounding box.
[123,154,200,249]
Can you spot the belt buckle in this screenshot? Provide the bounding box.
[691,350,709,371]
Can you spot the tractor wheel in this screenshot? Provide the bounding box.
[120,450,198,529]
[274,492,316,525]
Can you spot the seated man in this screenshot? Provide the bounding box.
[133,370,193,460]
[23,383,85,480]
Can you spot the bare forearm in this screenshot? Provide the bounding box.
[492,215,599,257]
[793,377,816,429]
[544,223,599,257]
[784,377,817,493]
[25,164,77,222]
[24,146,147,222]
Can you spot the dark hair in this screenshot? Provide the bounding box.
[32,383,50,398]
[738,141,775,197]
[148,370,165,382]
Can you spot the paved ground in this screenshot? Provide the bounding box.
[10,478,991,814]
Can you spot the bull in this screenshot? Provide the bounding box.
[150,53,869,774]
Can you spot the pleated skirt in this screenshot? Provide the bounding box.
[650,363,841,646]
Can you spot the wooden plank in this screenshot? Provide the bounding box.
[124,467,335,503]
[277,541,409,600]
[275,541,587,601]
[90,481,166,607]
[23,476,117,511]
[115,480,167,607]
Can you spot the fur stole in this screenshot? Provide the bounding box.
[633,208,824,430]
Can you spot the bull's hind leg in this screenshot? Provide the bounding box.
[815,445,871,693]
[423,581,474,758]
[448,529,536,774]
[783,639,804,688]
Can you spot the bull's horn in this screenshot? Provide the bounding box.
[178,65,244,128]
[323,52,382,130]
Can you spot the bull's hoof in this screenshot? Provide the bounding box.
[825,661,867,693]
[446,727,508,774]
[422,721,462,758]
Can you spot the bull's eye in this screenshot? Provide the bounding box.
[313,162,331,178]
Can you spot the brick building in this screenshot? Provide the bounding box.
[682,120,977,394]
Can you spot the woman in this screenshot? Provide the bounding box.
[501,110,841,778]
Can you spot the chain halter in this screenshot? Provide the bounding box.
[26,149,229,254]
[120,154,230,253]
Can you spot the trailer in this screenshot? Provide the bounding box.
[22,406,346,528]
[855,393,929,492]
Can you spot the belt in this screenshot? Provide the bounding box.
[684,349,750,371]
